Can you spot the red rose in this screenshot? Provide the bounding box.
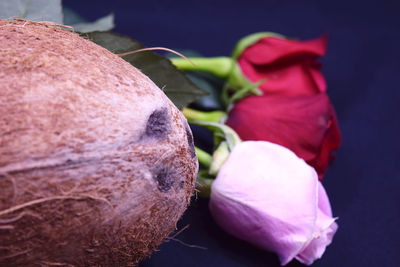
[171,33,341,178]
[237,35,327,96]
[225,34,340,179]
[226,93,341,180]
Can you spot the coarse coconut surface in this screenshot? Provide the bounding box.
[0,19,197,266]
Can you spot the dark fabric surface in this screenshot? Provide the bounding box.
[65,1,400,266]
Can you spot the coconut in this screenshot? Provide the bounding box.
[0,20,198,266]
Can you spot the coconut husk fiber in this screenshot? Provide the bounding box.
[0,19,198,266]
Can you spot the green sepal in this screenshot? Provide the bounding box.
[232,32,285,60]
[229,79,265,104]
[220,63,263,108]
[190,121,241,151]
[209,141,230,176]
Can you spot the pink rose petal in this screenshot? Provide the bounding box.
[209,141,338,265]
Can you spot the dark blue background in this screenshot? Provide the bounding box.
[65,1,400,266]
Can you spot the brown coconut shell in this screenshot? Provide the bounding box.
[0,19,198,266]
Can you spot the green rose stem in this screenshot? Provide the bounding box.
[196,175,214,198]
[182,107,227,123]
[172,57,263,109]
[195,147,212,168]
[194,147,213,198]
[170,57,234,79]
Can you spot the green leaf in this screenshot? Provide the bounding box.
[186,72,224,110]
[62,7,87,25]
[85,31,207,110]
[72,13,114,33]
[0,0,63,24]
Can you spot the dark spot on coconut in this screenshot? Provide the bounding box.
[155,167,174,192]
[184,123,196,158]
[144,108,170,139]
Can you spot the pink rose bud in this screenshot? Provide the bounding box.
[209,141,338,265]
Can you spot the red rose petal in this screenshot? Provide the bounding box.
[238,35,327,95]
[226,93,340,179]
[240,35,327,65]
